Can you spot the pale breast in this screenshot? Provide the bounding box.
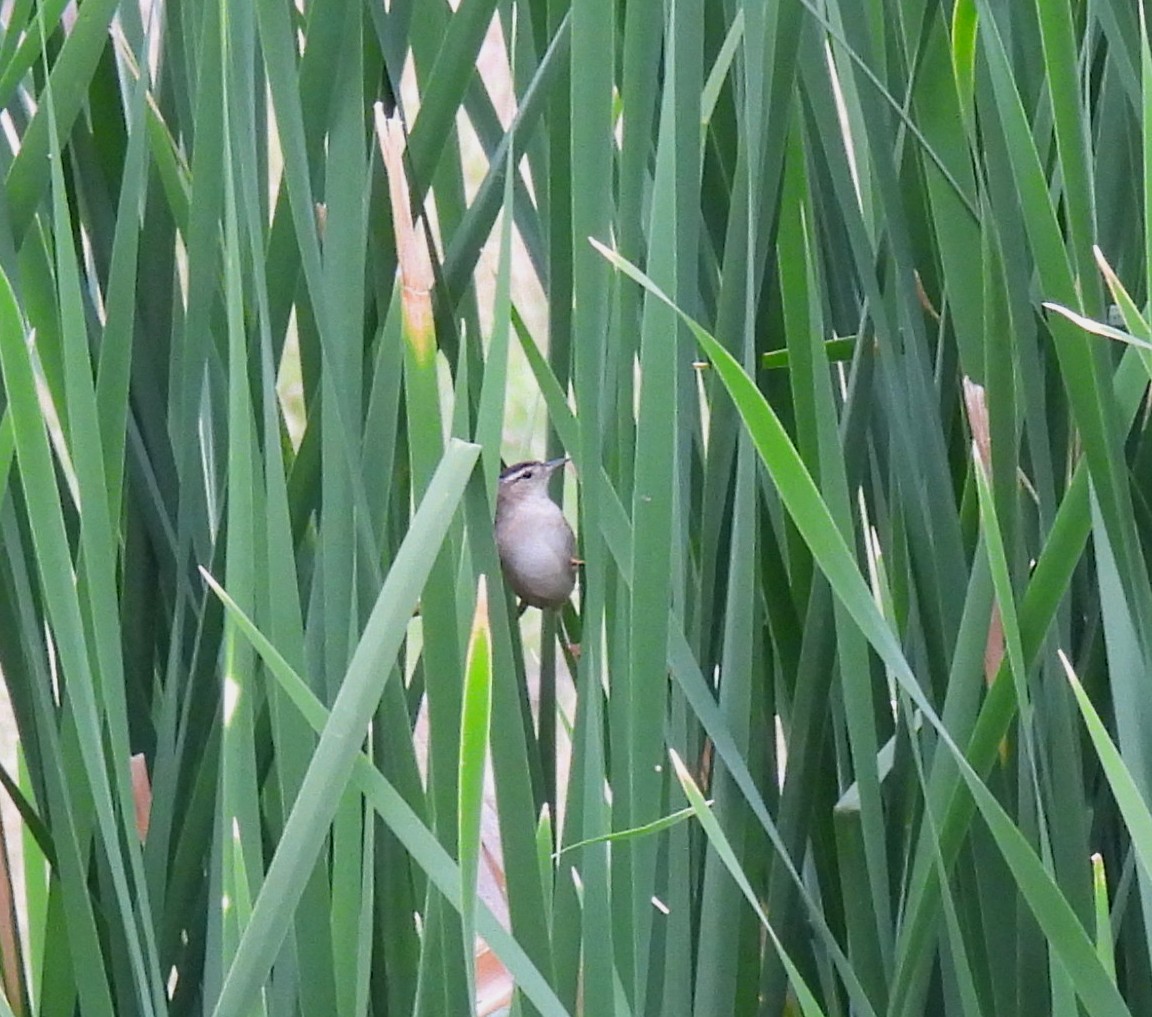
[496,500,576,607]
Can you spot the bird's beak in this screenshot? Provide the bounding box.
[544,456,570,474]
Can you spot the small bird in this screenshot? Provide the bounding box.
[495,457,577,609]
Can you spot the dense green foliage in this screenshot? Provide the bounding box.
[0,0,1151,1015]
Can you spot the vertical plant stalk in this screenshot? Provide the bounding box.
[376,100,472,1014]
[459,577,496,1008]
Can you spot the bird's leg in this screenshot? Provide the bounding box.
[558,601,581,662]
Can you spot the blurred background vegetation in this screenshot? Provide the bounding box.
[0,0,1152,1015]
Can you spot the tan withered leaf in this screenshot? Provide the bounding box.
[962,376,991,475]
[373,104,435,362]
[0,805,24,1015]
[964,378,1009,762]
[132,752,152,841]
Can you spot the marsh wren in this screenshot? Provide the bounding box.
[495,457,577,609]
